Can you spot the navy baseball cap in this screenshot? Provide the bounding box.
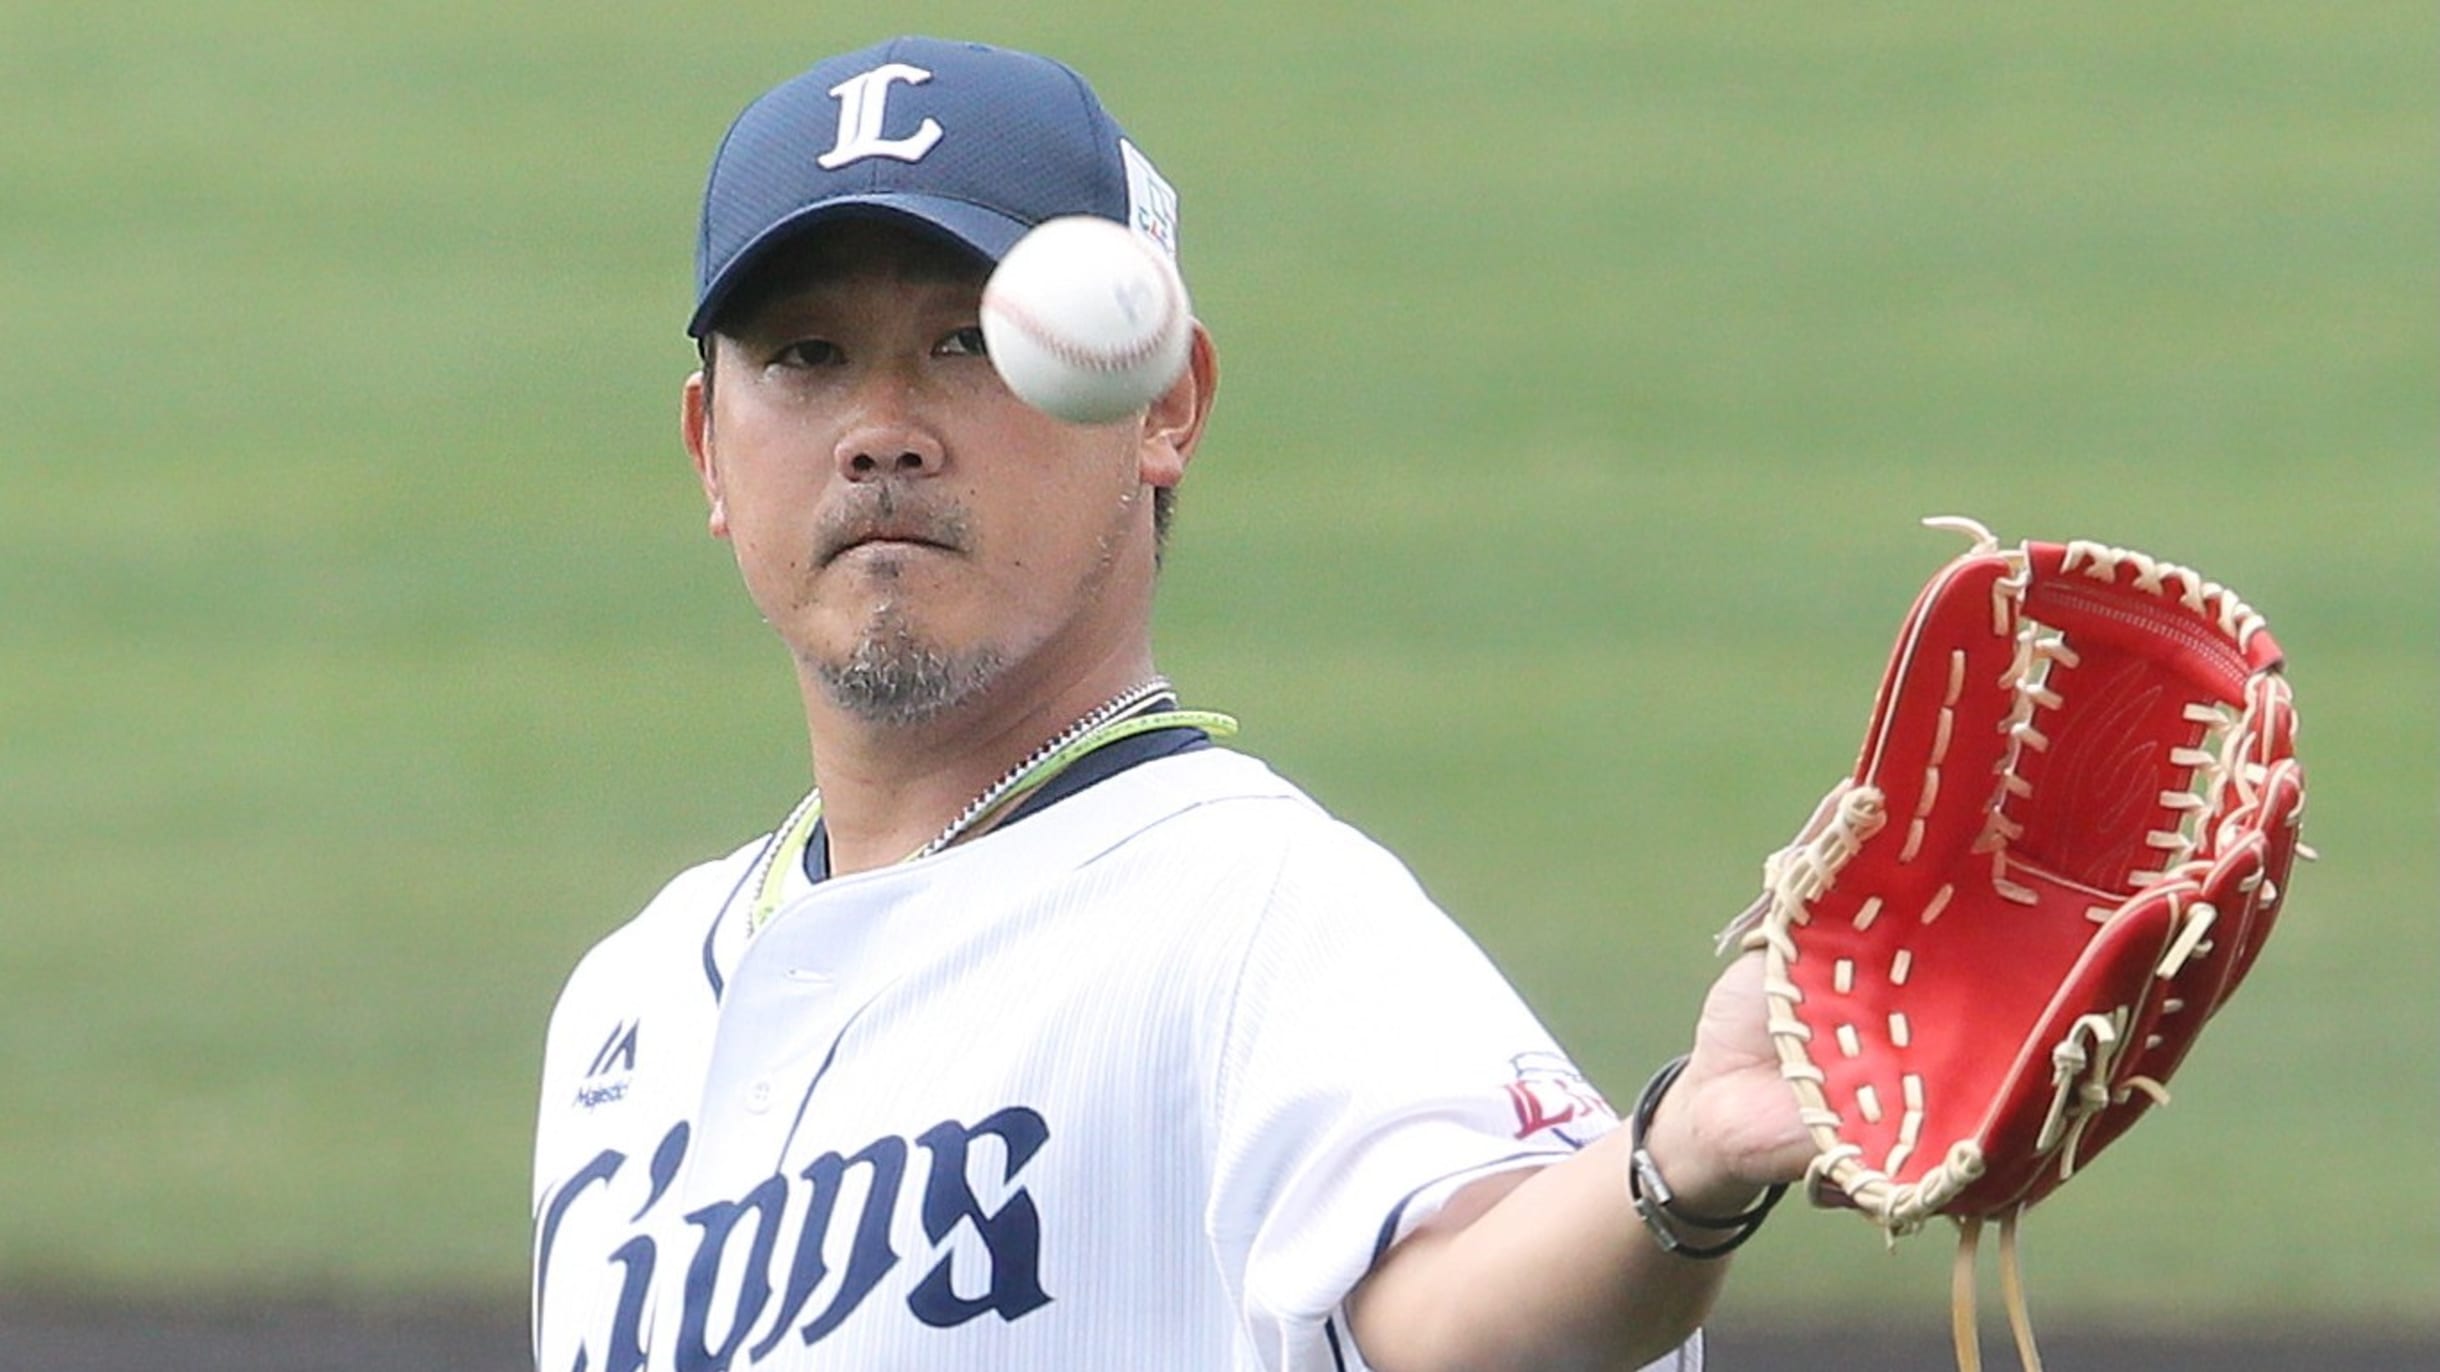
[689,36,1181,339]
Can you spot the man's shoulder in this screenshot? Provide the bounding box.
[616,830,769,943]
[546,829,770,1015]
[1123,746,1430,902]
[1111,745,1356,853]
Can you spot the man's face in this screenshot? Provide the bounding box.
[684,220,1196,728]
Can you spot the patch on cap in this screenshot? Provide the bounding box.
[1120,139,1180,260]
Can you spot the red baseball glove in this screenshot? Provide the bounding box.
[1734,517,2305,1370]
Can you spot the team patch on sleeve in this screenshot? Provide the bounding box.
[1503,1052,1615,1146]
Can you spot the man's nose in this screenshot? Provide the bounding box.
[832,372,946,482]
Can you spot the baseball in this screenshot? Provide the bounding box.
[981,215,1192,424]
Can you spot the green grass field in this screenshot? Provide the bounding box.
[4,0,2432,1331]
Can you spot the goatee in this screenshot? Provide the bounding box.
[816,614,1003,727]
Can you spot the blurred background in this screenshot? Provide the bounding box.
[3,0,2432,1364]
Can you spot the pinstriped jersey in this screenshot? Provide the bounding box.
[532,747,1699,1371]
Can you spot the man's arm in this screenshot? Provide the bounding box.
[1346,952,1812,1372]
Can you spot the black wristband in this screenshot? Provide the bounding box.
[1626,1054,1787,1259]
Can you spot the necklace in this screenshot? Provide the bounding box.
[739,679,1239,935]
[914,676,1174,858]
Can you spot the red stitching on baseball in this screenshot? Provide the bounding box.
[984,234,1184,375]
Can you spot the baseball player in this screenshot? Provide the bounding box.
[532,36,1812,1372]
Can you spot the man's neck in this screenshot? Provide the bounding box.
[798,653,1162,877]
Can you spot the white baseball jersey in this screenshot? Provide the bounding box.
[533,747,1700,1371]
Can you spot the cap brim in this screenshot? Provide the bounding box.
[687,194,1031,339]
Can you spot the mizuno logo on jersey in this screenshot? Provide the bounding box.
[575,1020,640,1111]
[534,1106,1053,1369]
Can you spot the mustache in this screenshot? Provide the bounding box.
[812,483,973,565]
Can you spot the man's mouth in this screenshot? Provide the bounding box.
[815,489,971,567]
[820,524,963,566]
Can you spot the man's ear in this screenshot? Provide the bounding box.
[682,368,729,539]
[1139,321,1218,491]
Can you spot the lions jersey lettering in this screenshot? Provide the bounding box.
[536,1109,1049,1370]
[535,751,1693,1371]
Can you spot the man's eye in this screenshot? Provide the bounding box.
[938,326,989,357]
[774,339,843,367]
